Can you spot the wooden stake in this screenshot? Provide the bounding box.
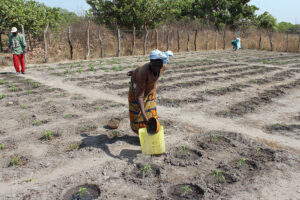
[187,32,190,52]
[215,31,218,50]
[194,30,198,51]
[68,26,73,60]
[167,30,170,50]
[132,26,135,55]
[117,28,121,57]
[143,28,149,55]
[98,28,104,58]
[177,30,180,52]
[286,32,289,52]
[86,20,90,59]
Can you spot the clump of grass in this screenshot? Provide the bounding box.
[253,79,258,84]
[21,104,27,109]
[181,185,193,196]
[111,103,119,107]
[0,79,4,84]
[77,67,83,73]
[43,131,53,140]
[11,86,18,92]
[89,64,96,72]
[33,119,41,126]
[64,69,70,75]
[167,98,174,103]
[8,82,14,87]
[65,113,72,118]
[69,143,78,151]
[77,187,88,198]
[0,94,6,99]
[237,158,246,166]
[263,60,268,64]
[0,144,4,149]
[94,105,100,110]
[73,95,79,100]
[210,134,218,142]
[112,130,120,138]
[211,170,225,182]
[140,164,152,178]
[255,147,262,155]
[34,82,40,88]
[26,90,32,95]
[9,157,20,166]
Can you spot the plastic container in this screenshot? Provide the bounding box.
[139,125,165,155]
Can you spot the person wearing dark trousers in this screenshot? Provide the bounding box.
[8,27,27,74]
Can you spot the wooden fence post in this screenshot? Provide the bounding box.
[215,31,218,50]
[194,30,198,51]
[132,26,135,55]
[117,28,121,57]
[167,30,170,50]
[187,32,190,52]
[68,26,73,60]
[177,30,180,52]
[43,24,49,63]
[21,24,27,62]
[223,29,226,49]
[286,32,289,52]
[259,31,262,50]
[268,31,273,51]
[298,32,300,53]
[205,30,209,50]
[155,29,158,49]
[86,20,90,59]
[98,28,104,58]
[143,28,149,55]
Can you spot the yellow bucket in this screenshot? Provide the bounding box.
[139,126,165,155]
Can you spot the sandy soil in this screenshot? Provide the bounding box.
[0,50,300,200]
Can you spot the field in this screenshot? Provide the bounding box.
[0,49,300,200]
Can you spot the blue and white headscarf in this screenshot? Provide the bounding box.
[150,49,174,64]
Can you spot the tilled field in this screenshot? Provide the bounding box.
[0,50,300,200]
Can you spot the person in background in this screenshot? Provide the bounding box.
[8,27,27,74]
[232,37,241,51]
[127,50,173,134]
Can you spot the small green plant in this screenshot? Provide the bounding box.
[59,93,64,97]
[94,105,100,110]
[216,88,221,93]
[0,144,4,149]
[167,98,174,103]
[0,94,6,99]
[21,104,27,109]
[179,145,190,155]
[65,113,72,118]
[111,103,119,107]
[26,79,32,83]
[0,79,4,84]
[33,119,41,125]
[50,88,55,92]
[34,82,40,88]
[210,134,218,142]
[10,157,20,166]
[89,64,96,72]
[69,143,78,151]
[64,69,70,75]
[263,60,268,64]
[74,95,79,100]
[11,86,18,92]
[78,67,83,73]
[253,79,258,84]
[140,164,152,178]
[26,90,32,95]
[255,147,262,155]
[77,187,88,198]
[8,82,14,87]
[275,123,281,129]
[43,131,53,140]
[211,170,225,182]
[181,185,193,196]
[112,130,120,138]
[237,158,246,166]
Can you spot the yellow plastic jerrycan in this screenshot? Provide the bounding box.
[139,118,165,155]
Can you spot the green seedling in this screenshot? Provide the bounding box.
[50,88,55,92]
[78,67,83,73]
[210,134,218,142]
[167,99,174,103]
[112,130,120,138]
[26,90,32,95]
[253,79,258,84]
[238,158,246,166]
[181,185,193,196]
[0,94,6,99]
[8,82,14,87]
[74,95,79,100]
[89,64,96,72]
[0,79,4,84]
[263,60,268,64]
[26,79,32,83]
[77,187,88,198]
[275,123,281,129]
[43,131,53,140]
[48,67,54,71]
[179,145,190,155]
[69,143,78,151]
[65,114,72,118]
[56,72,63,76]
[59,93,64,97]
[82,104,88,108]
[94,105,100,110]
[70,64,74,69]
[0,144,4,149]
[255,147,262,155]
[140,164,152,178]
[212,170,225,182]
[111,103,119,107]
[34,82,40,88]
[64,69,70,75]
[33,120,41,125]
[10,157,20,166]
[11,86,18,92]
[216,88,221,93]
[21,104,27,109]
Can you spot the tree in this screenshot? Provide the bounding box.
[256,12,277,51]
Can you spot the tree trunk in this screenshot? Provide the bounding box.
[259,31,262,50]
[28,33,32,51]
[44,24,49,63]
[223,29,226,50]
[298,33,300,53]
[167,30,170,50]
[68,26,73,60]
[98,29,104,58]
[117,28,121,57]
[187,32,190,52]
[177,30,180,52]
[21,24,27,62]
[206,30,209,50]
[286,32,289,52]
[86,20,90,59]
[0,33,2,52]
[132,26,135,56]
[215,31,218,50]
[155,29,158,49]
[143,28,148,55]
[194,30,198,51]
[268,31,273,51]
